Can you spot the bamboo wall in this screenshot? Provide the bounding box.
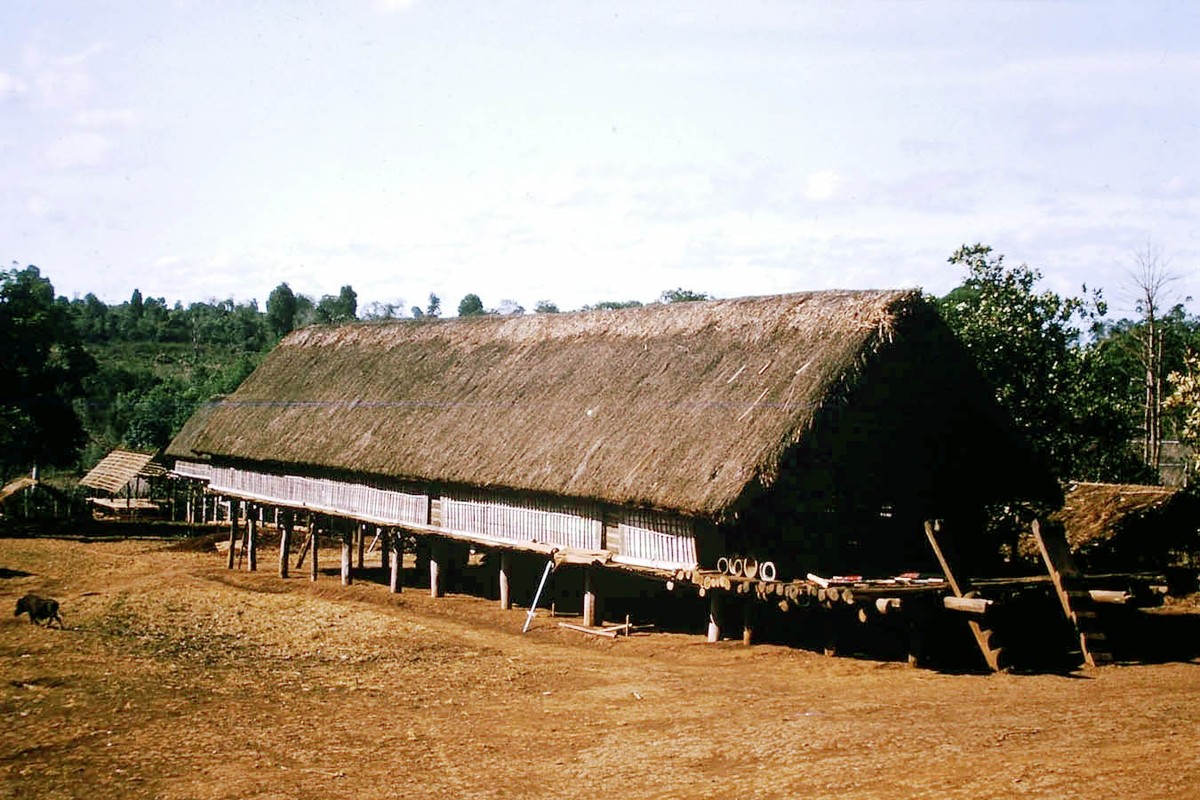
[173,459,700,571]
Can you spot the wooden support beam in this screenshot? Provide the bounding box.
[924,520,1003,672]
[498,550,512,610]
[378,526,389,573]
[707,592,721,643]
[389,529,403,594]
[278,510,291,579]
[742,600,754,646]
[943,595,993,614]
[582,567,597,628]
[309,516,319,582]
[357,522,366,570]
[429,538,444,598]
[341,526,353,586]
[246,505,257,572]
[226,498,238,570]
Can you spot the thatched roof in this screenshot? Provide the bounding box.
[1050,482,1194,550]
[168,290,1042,520]
[80,450,165,495]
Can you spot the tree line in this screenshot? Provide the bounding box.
[2,252,1199,489]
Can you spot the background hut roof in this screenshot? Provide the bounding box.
[80,450,165,495]
[1050,482,1192,550]
[169,290,1031,519]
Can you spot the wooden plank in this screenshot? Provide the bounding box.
[924,520,1003,672]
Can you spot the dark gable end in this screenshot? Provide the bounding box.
[169,290,1053,527]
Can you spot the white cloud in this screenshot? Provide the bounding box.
[805,170,841,201]
[0,72,28,99]
[44,132,112,169]
[72,109,138,129]
[376,0,418,11]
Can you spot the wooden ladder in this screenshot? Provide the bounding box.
[1032,519,1112,667]
[924,520,1004,672]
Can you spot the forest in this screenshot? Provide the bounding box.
[2,244,1199,491]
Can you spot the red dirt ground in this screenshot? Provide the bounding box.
[2,534,1198,799]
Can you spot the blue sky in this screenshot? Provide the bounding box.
[3,1,1198,317]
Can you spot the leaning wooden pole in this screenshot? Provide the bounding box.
[1032,519,1111,667]
[924,519,1002,672]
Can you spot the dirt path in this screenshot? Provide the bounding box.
[2,537,1198,799]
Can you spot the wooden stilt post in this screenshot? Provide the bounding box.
[498,550,512,610]
[357,522,366,570]
[379,526,390,573]
[389,530,403,594]
[278,510,291,579]
[582,567,597,627]
[246,503,258,572]
[429,538,444,598]
[310,515,319,582]
[707,592,722,642]
[341,525,353,586]
[742,599,755,646]
[226,498,239,570]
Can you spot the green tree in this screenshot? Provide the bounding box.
[0,265,96,477]
[457,293,486,317]
[937,244,1137,481]
[266,282,298,339]
[314,285,358,324]
[534,300,559,314]
[659,288,712,303]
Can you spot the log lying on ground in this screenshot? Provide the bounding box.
[943,595,993,614]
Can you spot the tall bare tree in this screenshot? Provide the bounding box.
[1130,241,1179,473]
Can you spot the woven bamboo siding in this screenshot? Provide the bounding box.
[612,510,698,570]
[203,466,429,527]
[441,493,603,551]
[173,460,213,481]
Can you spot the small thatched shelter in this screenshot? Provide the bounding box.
[80,449,168,515]
[1043,482,1200,572]
[168,290,1054,579]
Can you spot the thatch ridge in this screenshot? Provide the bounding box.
[171,289,983,518]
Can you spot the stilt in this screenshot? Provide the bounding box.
[498,550,512,610]
[278,510,291,579]
[430,538,444,598]
[389,530,403,594]
[226,498,239,570]
[379,526,390,573]
[310,516,319,582]
[742,599,754,646]
[707,592,722,642]
[582,567,598,627]
[341,526,353,586]
[246,504,258,571]
[357,523,366,570]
